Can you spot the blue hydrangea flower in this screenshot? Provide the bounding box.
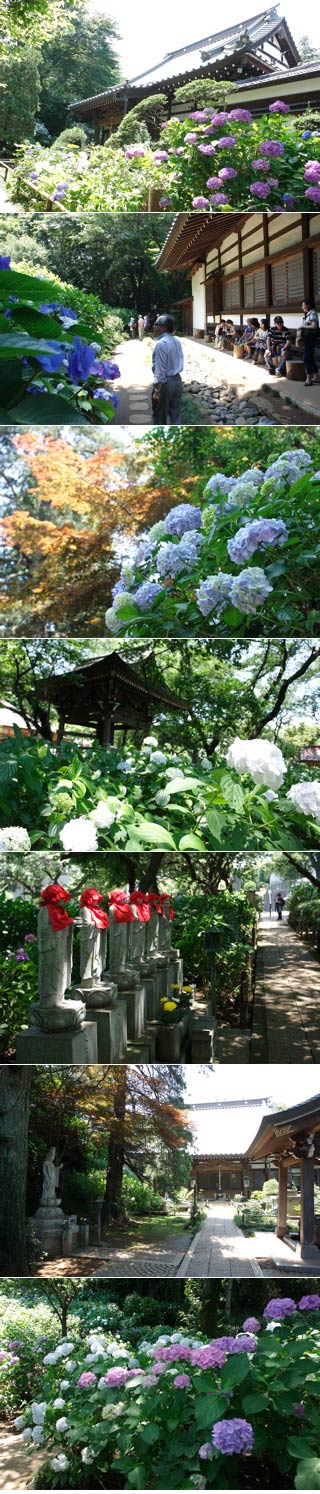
[196,573,234,617]
[230,567,273,614]
[0,255,11,270]
[35,341,66,373]
[228,518,287,564]
[67,337,97,384]
[134,582,163,610]
[212,1419,254,1455]
[164,504,202,537]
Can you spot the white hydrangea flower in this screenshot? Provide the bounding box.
[59,1379,70,1391]
[113,590,134,615]
[59,818,98,852]
[13,1416,25,1430]
[142,736,158,747]
[105,607,119,633]
[81,1447,95,1464]
[149,751,167,766]
[264,789,278,802]
[90,800,115,829]
[22,1429,32,1443]
[0,827,31,852]
[31,1403,47,1425]
[226,737,286,790]
[51,1454,70,1472]
[32,1427,44,1446]
[53,1398,66,1409]
[286,780,320,822]
[64,1360,76,1371]
[55,1416,69,1432]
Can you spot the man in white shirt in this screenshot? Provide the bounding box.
[151,314,184,424]
[301,299,319,385]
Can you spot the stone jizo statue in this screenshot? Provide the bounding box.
[40,1147,62,1207]
[30,884,85,1032]
[78,888,117,1007]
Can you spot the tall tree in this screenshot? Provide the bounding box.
[38,7,121,138]
[0,1068,32,1274]
[0,48,40,149]
[103,1065,188,1221]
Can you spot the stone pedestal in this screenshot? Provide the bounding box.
[123,984,146,1040]
[16,1020,98,1064]
[190,1018,216,1063]
[88,1001,127,1061]
[72,981,118,1008]
[32,1203,64,1259]
[170,956,184,989]
[144,973,163,1020]
[156,1012,190,1061]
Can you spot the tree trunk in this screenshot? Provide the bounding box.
[103,1067,127,1222]
[0,1068,31,1274]
[200,1282,221,1337]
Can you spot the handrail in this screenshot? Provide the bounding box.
[0,157,68,211]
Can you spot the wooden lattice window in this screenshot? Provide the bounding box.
[272,253,304,304]
[222,276,240,310]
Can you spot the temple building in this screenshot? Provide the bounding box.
[247,1092,320,1260]
[190,1097,276,1197]
[69,7,316,143]
[43,651,186,746]
[189,1093,320,1261]
[156,212,320,335]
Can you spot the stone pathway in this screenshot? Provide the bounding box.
[34,1205,306,1279]
[0,1425,41,1490]
[114,338,152,424]
[251,913,320,1063]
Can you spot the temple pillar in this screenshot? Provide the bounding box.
[94,119,100,145]
[299,1157,318,1259]
[276,1160,288,1238]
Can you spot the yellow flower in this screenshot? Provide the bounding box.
[163,1000,178,1012]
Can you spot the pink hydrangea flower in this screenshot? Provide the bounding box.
[242,1318,261,1333]
[269,100,290,112]
[105,1367,128,1387]
[173,1373,190,1388]
[77,1372,97,1388]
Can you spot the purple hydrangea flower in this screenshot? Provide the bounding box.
[230,567,272,613]
[189,110,211,122]
[218,166,237,179]
[77,1372,97,1388]
[263,1298,297,1320]
[229,1334,257,1354]
[154,150,169,162]
[16,951,29,962]
[282,193,295,206]
[125,145,145,158]
[215,136,237,148]
[260,140,285,156]
[293,1403,305,1418]
[269,100,290,112]
[198,143,217,155]
[206,176,221,188]
[210,193,229,204]
[229,108,252,122]
[250,182,271,197]
[159,196,171,206]
[298,1294,320,1310]
[191,1344,227,1369]
[105,1367,128,1387]
[242,1317,261,1333]
[251,159,270,171]
[228,517,287,564]
[53,184,68,200]
[134,582,163,610]
[192,196,210,208]
[209,112,229,126]
[185,133,198,144]
[305,186,320,203]
[267,176,279,186]
[93,388,119,405]
[173,1373,190,1388]
[67,338,96,383]
[164,503,202,537]
[92,359,120,379]
[212,1419,254,1456]
[199,1444,213,1460]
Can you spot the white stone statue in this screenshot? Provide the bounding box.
[78,889,117,1007]
[40,1147,62,1207]
[30,884,85,1032]
[108,903,140,990]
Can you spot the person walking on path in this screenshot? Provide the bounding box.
[301,299,319,385]
[138,314,144,341]
[275,892,285,920]
[151,314,184,424]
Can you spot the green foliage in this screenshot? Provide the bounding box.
[173,888,254,1022]
[54,125,89,145]
[12,1301,320,1489]
[0,47,40,149]
[0,264,121,424]
[7,107,320,210]
[288,882,320,945]
[0,927,37,1055]
[37,6,120,138]
[111,95,168,148]
[0,213,184,318]
[61,1169,105,1219]
[121,1175,166,1218]
[234,1199,276,1233]
[174,77,234,108]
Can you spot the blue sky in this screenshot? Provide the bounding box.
[91,0,320,80]
[185,1065,320,1107]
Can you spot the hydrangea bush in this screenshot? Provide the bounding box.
[104,449,320,637]
[0,260,120,423]
[1,728,320,853]
[7,106,320,212]
[12,1300,320,1489]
